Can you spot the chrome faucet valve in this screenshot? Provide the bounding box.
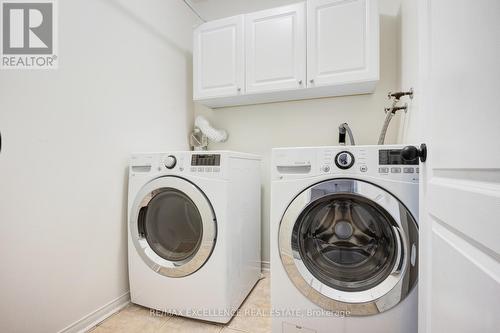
[385,103,408,114]
[388,88,414,101]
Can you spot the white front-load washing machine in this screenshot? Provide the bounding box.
[271,145,419,333]
[128,151,261,323]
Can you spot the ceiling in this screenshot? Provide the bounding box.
[186,0,402,22]
[188,0,303,21]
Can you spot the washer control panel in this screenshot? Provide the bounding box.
[379,149,418,165]
[272,145,419,183]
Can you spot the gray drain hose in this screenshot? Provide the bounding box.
[378,111,395,145]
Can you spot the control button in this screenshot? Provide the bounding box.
[379,167,389,173]
[164,155,177,169]
[321,165,331,173]
[403,167,414,173]
[360,165,368,172]
[416,167,419,174]
[335,151,355,170]
[190,167,196,172]
[205,167,212,172]
[213,167,220,172]
[391,167,402,173]
[197,167,204,172]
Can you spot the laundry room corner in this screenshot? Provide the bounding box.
[194,1,404,265]
[3,0,498,332]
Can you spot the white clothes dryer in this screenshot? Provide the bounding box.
[128,151,261,323]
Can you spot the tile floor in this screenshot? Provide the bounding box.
[89,273,270,333]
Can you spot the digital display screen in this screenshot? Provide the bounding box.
[191,154,221,166]
[379,149,418,165]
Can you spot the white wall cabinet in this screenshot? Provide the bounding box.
[193,0,379,108]
[193,15,244,99]
[307,0,379,87]
[245,3,306,94]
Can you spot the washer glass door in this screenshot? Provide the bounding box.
[131,176,216,278]
[298,193,398,292]
[279,179,418,315]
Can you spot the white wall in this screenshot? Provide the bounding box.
[397,0,422,143]
[0,1,197,332]
[195,12,402,264]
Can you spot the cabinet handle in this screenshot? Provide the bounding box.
[310,79,315,84]
[237,87,241,92]
[298,80,303,85]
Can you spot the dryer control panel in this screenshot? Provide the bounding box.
[129,152,226,178]
[130,151,261,181]
[191,154,221,167]
[272,145,419,183]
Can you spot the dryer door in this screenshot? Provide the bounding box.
[130,176,216,277]
[279,179,418,315]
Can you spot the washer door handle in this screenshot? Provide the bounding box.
[392,226,405,275]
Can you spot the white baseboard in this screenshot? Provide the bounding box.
[261,261,270,272]
[59,263,269,332]
[57,292,130,333]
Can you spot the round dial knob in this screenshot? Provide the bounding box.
[164,155,177,169]
[335,151,355,169]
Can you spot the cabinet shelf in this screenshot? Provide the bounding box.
[193,0,379,108]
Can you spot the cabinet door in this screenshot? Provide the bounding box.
[193,16,244,99]
[307,0,379,87]
[245,3,306,94]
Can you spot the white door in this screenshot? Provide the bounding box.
[307,0,379,87]
[245,3,306,94]
[193,15,244,99]
[418,1,500,332]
